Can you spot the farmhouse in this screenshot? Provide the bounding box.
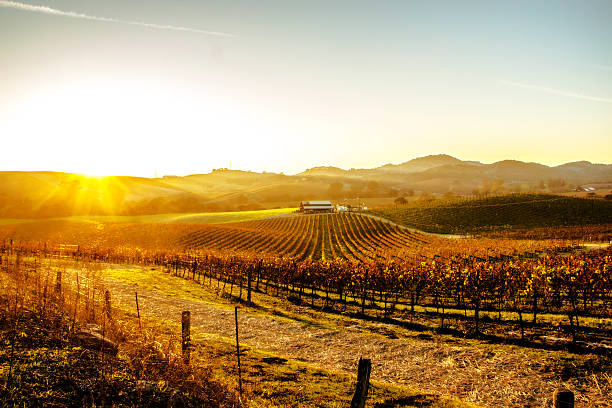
[299,200,333,213]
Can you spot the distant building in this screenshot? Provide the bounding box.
[299,200,333,213]
[337,202,366,212]
[346,204,366,212]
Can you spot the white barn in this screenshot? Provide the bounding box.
[299,200,333,213]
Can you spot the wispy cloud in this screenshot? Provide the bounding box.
[0,0,236,37]
[501,80,612,104]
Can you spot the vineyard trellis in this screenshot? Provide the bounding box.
[1,216,609,340]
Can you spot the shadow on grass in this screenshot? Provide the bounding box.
[201,281,612,357]
[373,394,439,407]
[290,294,612,356]
[222,291,330,330]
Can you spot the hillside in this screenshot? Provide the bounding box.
[178,213,429,261]
[1,155,611,218]
[0,213,430,261]
[367,194,612,234]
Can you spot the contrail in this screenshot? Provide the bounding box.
[501,80,612,104]
[0,0,236,37]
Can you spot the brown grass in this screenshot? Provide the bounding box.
[1,254,477,408]
[0,254,240,407]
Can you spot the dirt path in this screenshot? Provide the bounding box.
[98,271,584,408]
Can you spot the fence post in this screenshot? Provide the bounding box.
[247,268,252,304]
[350,357,371,408]
[55,270,62,294]
[72,275,80,332]
[135,291,141,328]
[553,389,574,408]
[182,311,191,365]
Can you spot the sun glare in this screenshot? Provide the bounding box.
[78,173,105,180]
[4,77,289,177]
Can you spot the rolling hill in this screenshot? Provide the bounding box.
[0,213,431,261]
[367,193,612,234]
[1,155,610,218]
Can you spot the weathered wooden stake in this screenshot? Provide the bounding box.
[135,291,141,328]
[235,306,243,397]
[247,269,252,304]
[71,274,79,332]
[182,311,191,365]
[55,270,62,294]
[553,389,574,408]
[350,357,371,408]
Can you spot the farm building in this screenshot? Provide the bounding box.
[575,186,597,192]
[299,200,333,213]
[336,204,364,212]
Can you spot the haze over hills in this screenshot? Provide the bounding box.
[1,154,611,218]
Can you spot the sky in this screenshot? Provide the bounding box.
[0,0,611,177]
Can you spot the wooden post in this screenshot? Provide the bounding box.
[247,267,252,304]
[55,270,62,294]
[235,306,243,397]
[553,389,574,408]
[255,260,261,292]
[135,291,141,328]
[72,275,80,332]
[182,311,191,365]
[350,357,371,408]
[104,290,112,320]
[361,270,368,315]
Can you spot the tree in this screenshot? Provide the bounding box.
[477,178,504,195]
[394,197,407,205]
[417,191,434,202]
[547,178,567,193]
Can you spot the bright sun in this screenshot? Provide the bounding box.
[3,78,269,177]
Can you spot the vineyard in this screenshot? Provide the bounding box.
[1,210,611,406]
[178,213,430,261]
[479,224,612,242]
[368,193,612,234]
[0,214,429,260]
[1,214,610,346]
[0,214,584,262]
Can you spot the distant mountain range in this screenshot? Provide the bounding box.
[1,155,610,218]
[300,154,612,181]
